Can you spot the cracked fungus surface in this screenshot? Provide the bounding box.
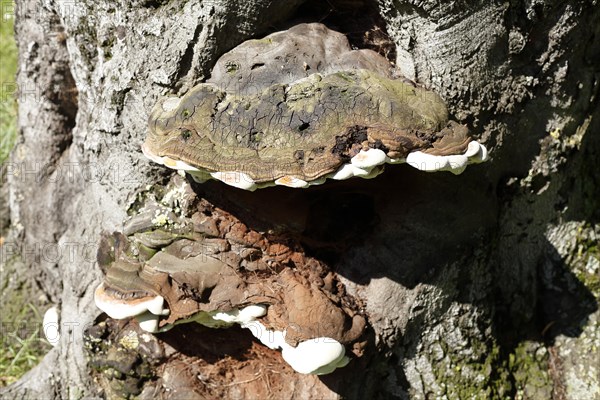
[143,23,487,190]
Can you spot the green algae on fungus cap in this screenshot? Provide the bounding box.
[143,23,488,191]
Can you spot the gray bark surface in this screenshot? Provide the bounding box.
[1,0,599,399]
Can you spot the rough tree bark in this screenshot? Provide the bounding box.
[1,0,599,399]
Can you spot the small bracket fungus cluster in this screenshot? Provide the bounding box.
[143,23,488,191]
[94,177,365,375]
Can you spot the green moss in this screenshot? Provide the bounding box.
[572,225,600,297]
[225,61,239,74]
[508,342,552,400]
[127,188,155,216]
[427,335,552,399]
[428,336,508,399]
[334,71,356,83]
[576,261,600,295]
[249,38,273,45]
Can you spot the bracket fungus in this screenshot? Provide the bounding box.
[143,23,488,190]
[42,306,60,347]
[94,177,366,375]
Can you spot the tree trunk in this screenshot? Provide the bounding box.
[1,0,599,399]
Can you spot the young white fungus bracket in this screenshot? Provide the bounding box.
[93,291,350,375]
[43,306,61,347]
[242,320,350,375]
[94,283,170,333]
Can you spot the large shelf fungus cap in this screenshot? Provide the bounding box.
[143,23,488,191]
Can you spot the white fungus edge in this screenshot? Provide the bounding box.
[142,141,488,190]
[94,283,169,320]
[103,300,350,375]
[241,320,349,375]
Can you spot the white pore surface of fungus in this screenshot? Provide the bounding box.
[42,306,60,347]
[350,148,387,169]
[94,283,169,323]
[241,320,349,375]
[143,140,488,191]
[210,171,258,191]
[274,176,310,188]
[282,338,350,375]
[135,311,163,333]
[94,296,350,375]
[162,156,202,172]
[212,304,268,324]
[405,141,488,175]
